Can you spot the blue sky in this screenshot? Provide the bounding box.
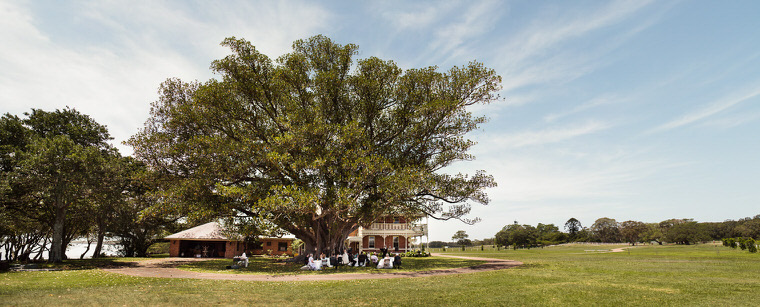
[2,1,759,241]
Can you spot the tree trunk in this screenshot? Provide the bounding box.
[61,235,73,260]
[92,224,106,258]
[49,205,65,263]
[80,237,93,259]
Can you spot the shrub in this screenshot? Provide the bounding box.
[403,250,430,257]
[727,238,737,249]
[747,238,757,253]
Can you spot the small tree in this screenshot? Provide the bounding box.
[620,220,647,246]
[746,238,757,253]
[564,218,582,239]
[727,238,737,248]
[452,230,471,246]
[591,217,620,243]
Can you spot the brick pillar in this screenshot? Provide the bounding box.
[169,240,180,257]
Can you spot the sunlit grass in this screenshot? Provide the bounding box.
[2,243,759,306]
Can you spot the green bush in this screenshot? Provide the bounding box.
[727,238,737,249]
[747,238,757,253]
[738,238,747,250]
[403,250,430,257]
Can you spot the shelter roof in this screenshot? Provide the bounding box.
[165,222,237,241]
[165,222,295,241]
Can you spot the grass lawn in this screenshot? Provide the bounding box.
[178,256,484,275]
[2,244,759,306]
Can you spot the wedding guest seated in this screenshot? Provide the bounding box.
[377,256,393,269]
[320,253,332,268]
[348,253,358,266]
[357,252,368,267]
[301,254,321,270]
[393,253,402,268]
[239,252,248,268]
[329,252,340,268]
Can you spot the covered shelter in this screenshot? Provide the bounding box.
[166,222,294,258]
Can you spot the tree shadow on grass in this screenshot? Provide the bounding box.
[179,256,486,275]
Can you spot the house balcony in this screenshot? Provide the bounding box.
[358,223,427,237]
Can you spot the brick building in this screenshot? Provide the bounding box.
[346,216,428,253]
[166,222,293,258]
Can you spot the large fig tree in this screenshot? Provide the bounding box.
[128,35,500,254]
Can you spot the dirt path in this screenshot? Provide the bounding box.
[102,254,522,282]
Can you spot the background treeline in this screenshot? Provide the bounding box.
[0,108,183,262]
[492,216,760,249]
[430,216,760,250]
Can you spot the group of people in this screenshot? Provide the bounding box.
[300,248,401,271]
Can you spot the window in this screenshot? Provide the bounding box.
[278,242,288,251]
[393,236,399,250]
[368,236,375,248]
[266,241,272,246]
[393,217,400,224]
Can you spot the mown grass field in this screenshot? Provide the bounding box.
[2,243,758,306]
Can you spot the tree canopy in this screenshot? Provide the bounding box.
[564,218,581,238]
[452,230,471,246]
[128,35,501,254]
[591,217,620,243]
[1,108,115,262]
[1,108,176,262]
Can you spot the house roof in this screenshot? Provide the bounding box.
[165,221,295,241]
[165,222,238,241]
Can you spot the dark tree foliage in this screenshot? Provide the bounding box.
[564,218,582,239]
[1,108,115,262]
[591,217,620,243]
[452,230,470,246]
[662,219,710,245]
[620,220,647,245]
[495,223,538,249]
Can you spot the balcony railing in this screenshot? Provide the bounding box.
[363,223,427,235]
[367,223,409,230]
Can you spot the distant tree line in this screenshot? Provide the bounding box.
[492,215,760,249]
[428,237,494,248]
[0,108,181,262]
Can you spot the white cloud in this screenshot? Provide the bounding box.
[490,121,610,148]
[0,1,331,155]
[544,94,620,122]
[704,111,760,129]
[495,0,659,95]
[380,1,459,30]
[412,0,503,64]
[648,85,760,133]
[500,0,654,66]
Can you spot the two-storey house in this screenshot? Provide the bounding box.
[346,216,428,253]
